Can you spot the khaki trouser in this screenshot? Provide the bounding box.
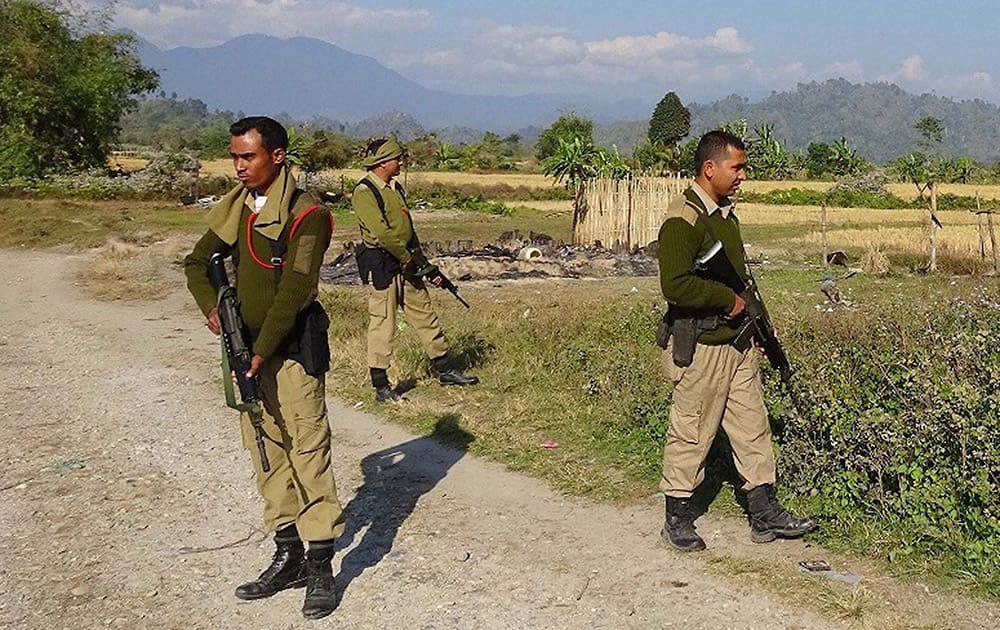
[241,357,345,541]
[367,273,449,369]
[659,341,777,498]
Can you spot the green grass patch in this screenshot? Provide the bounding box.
[321,270,1000,596]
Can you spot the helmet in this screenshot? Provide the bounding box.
[361,137,405,168]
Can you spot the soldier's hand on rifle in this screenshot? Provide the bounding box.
[246,354,265,378]
[206,307,221,335]
[725,293,747,320]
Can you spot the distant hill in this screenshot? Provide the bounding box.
[137,35,1000,163]
[138,34,648,131]
[598,79,1000,163]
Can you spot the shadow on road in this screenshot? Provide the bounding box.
[333,414,474,602]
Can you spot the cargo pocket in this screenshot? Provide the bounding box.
[667,387,704,445]
[368,292,389,319]
[280,362,330,456]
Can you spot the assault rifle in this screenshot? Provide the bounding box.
[694,241,792,382]
[408,247,471,309]
[208,253,271,472]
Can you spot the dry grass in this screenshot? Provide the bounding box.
[107,158,1000,203]
[742,180,1000,202]
[75,239,175,301]
[704,555,893,628]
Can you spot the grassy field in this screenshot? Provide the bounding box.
[118,157,1000,203]
[6,176,1000,605]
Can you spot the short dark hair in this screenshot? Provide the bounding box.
[229,116,288,152]
[694,130,745,175]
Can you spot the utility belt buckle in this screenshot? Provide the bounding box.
[270,257,284,266]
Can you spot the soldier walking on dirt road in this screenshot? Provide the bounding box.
[655,130,817,551]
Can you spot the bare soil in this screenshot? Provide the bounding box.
[1,248,997,629]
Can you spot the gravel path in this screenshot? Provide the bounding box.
[0,249,842,629]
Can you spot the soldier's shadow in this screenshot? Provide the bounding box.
[333,414,474,602]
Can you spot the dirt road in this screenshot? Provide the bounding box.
[0,249,937,629]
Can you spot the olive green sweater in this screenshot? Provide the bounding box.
[351,172,419,264]
[184,192,331,359]
[657,184,749,345]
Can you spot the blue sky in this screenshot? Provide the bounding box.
[101,0,1000,104]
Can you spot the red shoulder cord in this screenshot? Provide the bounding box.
[245,204,334,269]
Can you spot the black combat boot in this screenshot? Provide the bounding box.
[235,525,307,600]
[301,540,337,619]
[371,367,405,403]
[432,355,479,386]
[662,496,706,552]
[746,484,818,543]
[374,386,405,403]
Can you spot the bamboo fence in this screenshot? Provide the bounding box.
[574,175,690,249]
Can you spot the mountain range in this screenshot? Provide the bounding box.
[139,35,1000,163]
[138,34,648,130]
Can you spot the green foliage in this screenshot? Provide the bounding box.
[542,137,632,190]
[119,98,236,158]
[916,116,945,148]
[300,130,355,172]
[405,184,515,216]
[748,123,792,180]
[0,0,158,177]
[633,141,680,175]
[535,112,594,161]
[648,91,690,148]
[805,142,837,179]
[772,288,1000,586]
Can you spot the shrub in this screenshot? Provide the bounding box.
[769,288,1000,587]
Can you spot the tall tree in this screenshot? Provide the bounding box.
[0,0,158,177]
[535,112,594,161]
[648,91,690,148]
[904,117,949,272]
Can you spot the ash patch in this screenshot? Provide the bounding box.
[320,231,658,285]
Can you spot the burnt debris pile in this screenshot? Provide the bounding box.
[319,230,658,285]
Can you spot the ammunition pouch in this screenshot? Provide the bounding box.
[655,313,672,350]
[278,301,331,376]
[665,309,722,368]
[355,243,401,290]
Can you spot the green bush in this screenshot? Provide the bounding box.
[740,187,982,211]
[769,289,1000,588]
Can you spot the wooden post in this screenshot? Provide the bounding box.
[977,193,987,259]
[928,181,938,272]
[625,180,633,251]
[821,202,829,267]
[989,210,999,275]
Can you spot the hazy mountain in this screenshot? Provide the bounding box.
[138,34,649,131]
[138,36,1000,163]
[598,80,1000,163]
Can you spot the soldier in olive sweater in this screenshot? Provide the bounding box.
[184,117,342,619]
[657,130,816,552]
[352,137,478,402]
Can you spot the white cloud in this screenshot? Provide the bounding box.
[878,54,927,83]
[480,24,586,67]
[585,27,751,66]
[107,1,432,48]
[389,24,756,96]
[824,60,865,81]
